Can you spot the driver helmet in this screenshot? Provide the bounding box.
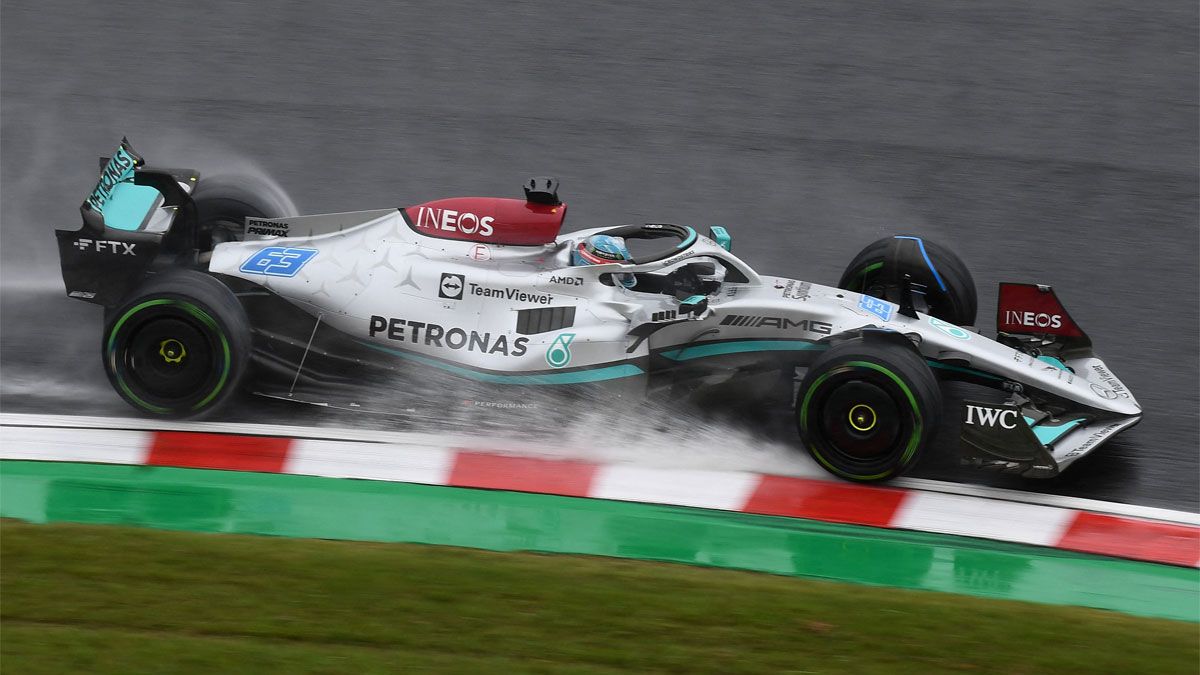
[573,234,637,289]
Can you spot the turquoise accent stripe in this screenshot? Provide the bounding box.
[1037,355,1071,372]
[1022,415,1084,445]
[926,360,1004,381]
[894,236,947,292]
[104,182,161,231]
[676,226,697,249]
[661,340,825,361]
[357,340,643,385]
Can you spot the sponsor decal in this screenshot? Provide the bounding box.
[546,333,575,368]
[85,145,138,214]
[1003,310,1063,330]
[651,310,677,322]
[439,273,465,300]
[468,243,491,261]
[462,399,539,410]
[719,314,833,335]
[1090,363,1131,399]
[413,206,496,237]
[468,283,553,305]
[1090,382,1118,400]
[246,218,290,237]
[928,316,971,340]
[858,295,895,322]
[68,290,97,299]
[779,280,812,300]
[661,250,696,267]
[963,404,1020,430]
[72,238,137,255]
[239,247,318,277]
[550,275,583,286]
[1063,421,1123,458]
[368,315,528,357]
[725,286,740,298]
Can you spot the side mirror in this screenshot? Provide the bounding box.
[679,294,708,317]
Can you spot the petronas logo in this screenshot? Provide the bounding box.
[546,333,575,368]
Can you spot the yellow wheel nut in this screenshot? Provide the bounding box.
[159,338,186,364]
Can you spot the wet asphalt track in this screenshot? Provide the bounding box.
[1,1,1196,510]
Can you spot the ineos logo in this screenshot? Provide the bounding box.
[1005,310,1063,329]
[415,207,495,237]
[964,404,1019,429]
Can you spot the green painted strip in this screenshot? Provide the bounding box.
[661,339,826,361]
[1,460,1195,622]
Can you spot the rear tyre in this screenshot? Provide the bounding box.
[796,338,941,482]
[838,235,977,326]
[102,271,251,418]
[193,175,295,248]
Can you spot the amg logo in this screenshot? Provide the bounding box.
[719,314,832,334]
[550,275,583,286]
[73,238,137,255]
[963,404,1019,429]
[369,315,529,357]
[1004,310,1062,330]
[246,218,289,237]
[651,310,677,322]
[414,206,495,237]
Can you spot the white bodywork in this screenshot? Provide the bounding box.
[208,208,1139,470]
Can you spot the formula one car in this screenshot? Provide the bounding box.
[56,139,1142,482]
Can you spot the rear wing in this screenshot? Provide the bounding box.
[56,138,201,306]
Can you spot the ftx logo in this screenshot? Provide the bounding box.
[74,238,136,255]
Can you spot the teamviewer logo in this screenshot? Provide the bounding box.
[439,273,465,300]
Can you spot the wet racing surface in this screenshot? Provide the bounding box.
[1,0,1196,510]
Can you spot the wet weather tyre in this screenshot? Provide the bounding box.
[838,235,977,326]
[796,338,941,482]
[102,271,251,418]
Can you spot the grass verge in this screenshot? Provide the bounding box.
[2,520,1196,674]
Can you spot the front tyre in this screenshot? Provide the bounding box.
[103,271,251,418]
[796,338,941,482]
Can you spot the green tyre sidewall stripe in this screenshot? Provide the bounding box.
[800,360,923,481]
[106,298,232,415]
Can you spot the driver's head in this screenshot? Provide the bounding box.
[573,234,636,288]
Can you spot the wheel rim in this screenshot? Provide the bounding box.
[800,361,922,479]
[106,299,231,414]
[124,317,215,400]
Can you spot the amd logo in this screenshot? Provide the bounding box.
[964,404,1019,429]
[414,206,495,237]
[73,238,136,255]
[1004,310,1062,330]
[719,314,833,334]
[550,275,583,286]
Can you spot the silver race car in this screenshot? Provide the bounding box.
[56,139,1141,482]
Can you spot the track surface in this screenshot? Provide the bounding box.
[2,1,1196,510]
